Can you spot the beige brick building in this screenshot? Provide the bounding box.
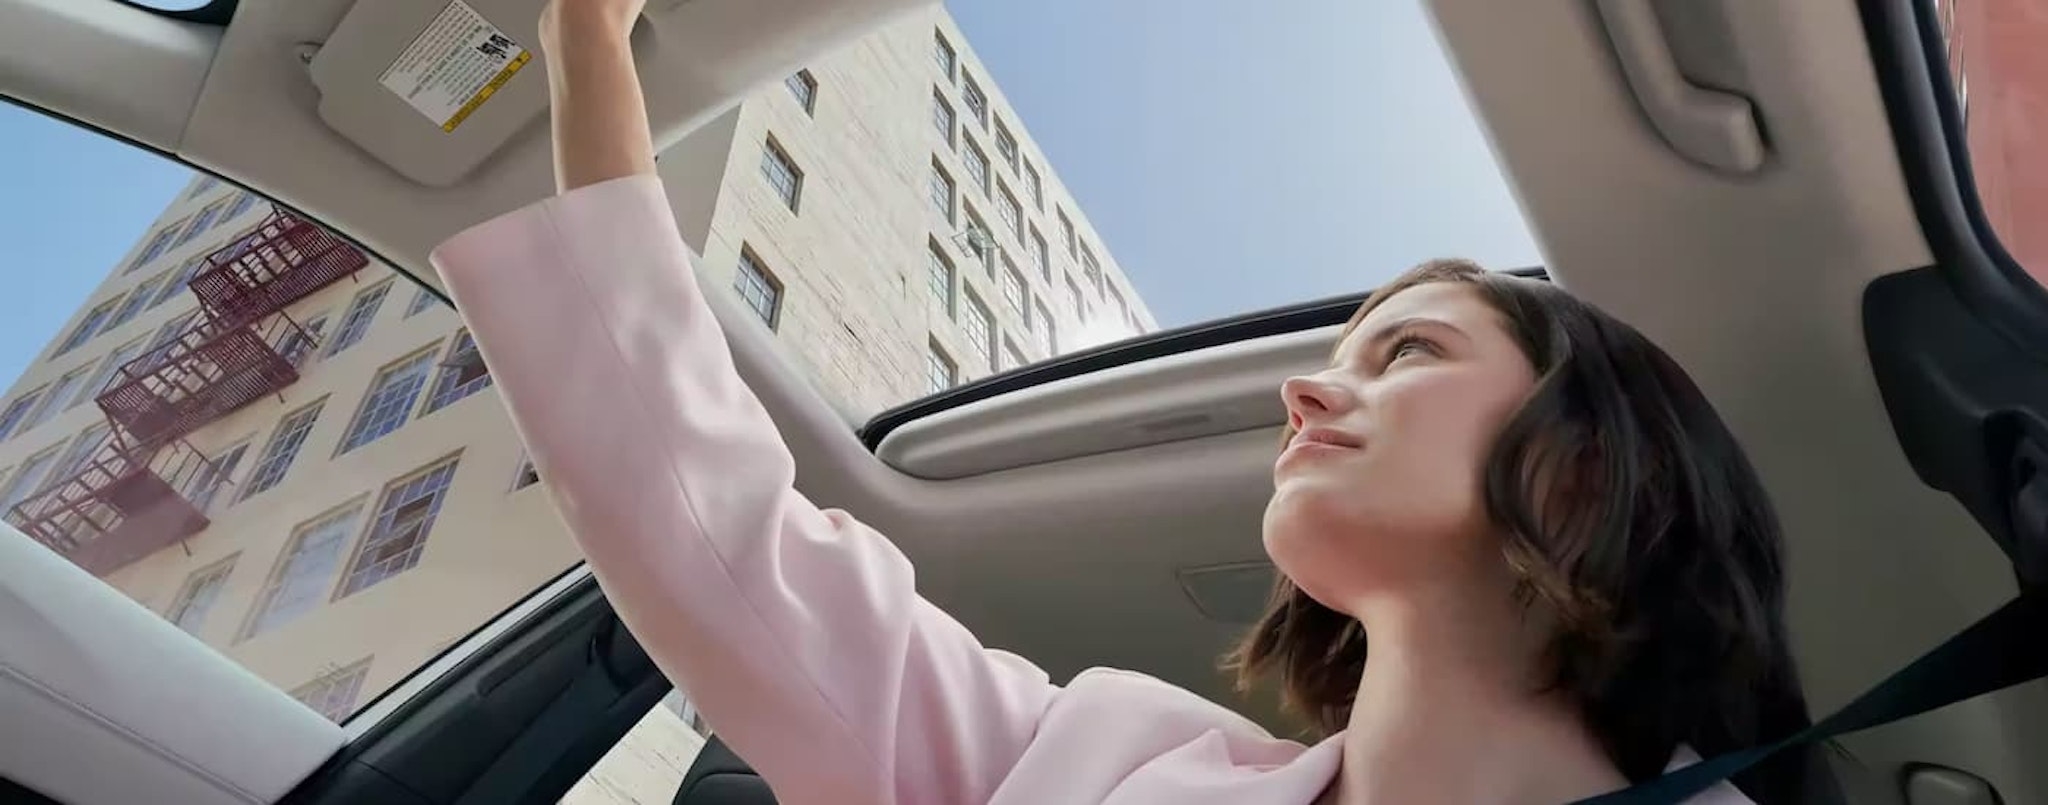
[0,8,1150,804]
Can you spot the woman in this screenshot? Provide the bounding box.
[430,0,1831,802]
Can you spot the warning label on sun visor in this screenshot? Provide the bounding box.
[379,0,532,133]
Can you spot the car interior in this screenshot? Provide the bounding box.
[2,0,2046,803]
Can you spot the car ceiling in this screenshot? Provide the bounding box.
[2,0,2045,803]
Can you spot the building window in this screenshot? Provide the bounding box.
[0,389,46,443]
[733,249,784,329]
[139,269,178,312]
[326,281,393,357]
[994,120,1020,173]
[963,137,991,196]
[280,314,328,367]
[1035,298,1056,356]
[1001,259,1027,320]
[166,556,237,635]
[1108,284,1134,333]
[1025,162,1044,210]
[224,191,262,221]
[405,287,440,318]
[173,201,226,247]
[964,291,994,368]
[927,340,957,394]
[963,206,995,269]
[243,400,323,499]
[184,441,249,515]
[0,447,60,513]
[291,659,372,724]
[338,350,438,454]
[127,223,182,273]
[512,455,541,490]
[337,458,459,597]
[1081,243,1103,291]
[1030,228,1051,281]
[998,186,1023,241]
[153,257,205,307]
[187,176,219,199]
[962,74,988,127]
[928,160,956,224]
[244,503,362,639]
[1059,209,1077,259]
[927,241,956,318]
[785,70,817,115]
[55,299,121,356]
[760,137,804,213]
[1067,275,1088,323]
[103,278,164,335]
[934,30,957,81]
[74,339,148,411]
[424,330,492,414]
[1003,339,1027,372]
[932,90,956,148]
[49,422,111,485]
[22,369,87,433]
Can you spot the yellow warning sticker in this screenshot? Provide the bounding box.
[378,0,531,133]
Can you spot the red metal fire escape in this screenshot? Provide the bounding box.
[7,208,367,575]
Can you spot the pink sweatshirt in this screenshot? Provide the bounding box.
[429,175,1752,805]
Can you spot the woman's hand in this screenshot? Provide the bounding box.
[538,0,657,193]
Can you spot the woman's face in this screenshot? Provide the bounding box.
[1263,282,1540,612]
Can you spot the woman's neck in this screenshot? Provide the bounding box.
[1322,585,1628,805]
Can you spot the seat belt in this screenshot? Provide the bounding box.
[1568,590,2048,804]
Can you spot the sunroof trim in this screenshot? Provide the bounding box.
[856,266,1550,451]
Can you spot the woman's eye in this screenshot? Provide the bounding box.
[1389,336,1433,362]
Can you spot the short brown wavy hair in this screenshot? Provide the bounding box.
[1224,260,1834,802]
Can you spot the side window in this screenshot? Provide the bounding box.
[563,691,714,804]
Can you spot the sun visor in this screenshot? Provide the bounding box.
[307,0,930,187]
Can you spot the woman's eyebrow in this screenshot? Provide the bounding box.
[1360,316,1467,353]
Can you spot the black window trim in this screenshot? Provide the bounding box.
[1857,0,2048,349]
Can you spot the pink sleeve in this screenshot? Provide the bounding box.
[429,175,1059,805]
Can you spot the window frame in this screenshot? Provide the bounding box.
[55,298,121,356]
[928,239,958,319]
[165,554,239,636]
[289,658,373,724]
[926,338,958,394]
[785,69,818,115]
[928,159,958,224]
[733,247,785,330]
[931,88,957,149]
[994,119,1020,173]
[422,330,493,414]
[0,387,47,443]
[934,30,958,83]
[240,498,368,641]
[325,279,395,358]
[759,135,804,213]
[963,135,992,196]
[336,346,441,455]
[242,398,326,501]
[334,456,462,599]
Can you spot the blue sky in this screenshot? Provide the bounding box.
[0,0,1539,387]
[0,105,190,385]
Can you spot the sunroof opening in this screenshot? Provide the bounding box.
[116,0,236,24]
[729,1,1541,421]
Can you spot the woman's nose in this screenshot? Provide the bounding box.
[1281,375,1352,428]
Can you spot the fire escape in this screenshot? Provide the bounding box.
[7,209,367,575]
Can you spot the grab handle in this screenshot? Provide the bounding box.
[1595,0,1765,174]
